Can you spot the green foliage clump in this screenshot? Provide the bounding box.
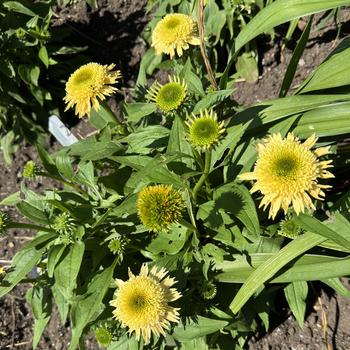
[1,0,350,349]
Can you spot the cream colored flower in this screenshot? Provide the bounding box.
[239,132,334,219]
[110,264,181,344]
[64,62,121,118]
[152,13,200,58]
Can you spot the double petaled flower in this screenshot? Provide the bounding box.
[110,264,181,344]
[152,13,200,58]
[239,132,334,219]
[64,62,121,118]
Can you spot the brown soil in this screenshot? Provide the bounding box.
[0,2,350,349]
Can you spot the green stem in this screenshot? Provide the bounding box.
[8,222,53,233]
[178,218,198,233]
[193,150,212,202]
[37,172,89,197]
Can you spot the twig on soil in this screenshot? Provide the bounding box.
[317,296,332,350]
[0,259,11,265]
[10,297,15,349]
[5,341,31,348]
[0,236,33,241]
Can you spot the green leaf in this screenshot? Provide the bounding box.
[216,254,350,283]
[279,16,313,97]
[136,47,162,86]
[179,58,205,97]
[292,101,350,138]
[284,281,308,327]
[3,1,36,16]
[322,278,350,297]
[122,125,169,154]
[173,316,229,341]
[229,232,325,314]
[259,94,350,124]
[146,224,189,255]
[214,183,260,235]
[26,284,52,349]
[16,201,50,225]
[294,214,350,252]
[52,284,69,324]
[1,130,16,165]
[47,244,65,278]
[39,46,49,68]
[193,90,234,113]
[68,139,123,161]
[53,243,85,300]
[0,233,56,297]
[236,52,259,83]
[125,102,157,123]
[18,64,40,86]
[299,37,350,93]
[89,102,119,129]
[166,115,194,168]
[0,191,21,206]
[69,259,118,350]
[234,0,350,54]
[55,154,75,180]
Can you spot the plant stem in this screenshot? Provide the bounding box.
[193,150,212,201]
[178,218,198,233]
[8,223,53,233]
[37,172,89,197]
[198,0,218,90]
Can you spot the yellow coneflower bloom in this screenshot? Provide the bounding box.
[148,76,187,113]
[186,109,225,150]
[110,264,181,344]
[152,13,200,58]
[64,62,121,118]
[239,133,334,219]
[137,185,184,232]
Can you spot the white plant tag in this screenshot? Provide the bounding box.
[48,115,78,146]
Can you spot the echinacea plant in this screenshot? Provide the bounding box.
[1,0,350,349]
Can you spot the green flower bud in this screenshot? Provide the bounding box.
[95,327,112,347]
[0,212,10,235]
[22,160,38,179]
[278,216,303,239]
[186,109,225,150]
[148,76,187,113]
[108,238,126,255]
[52,212,75,235]
[137,185,184,232]
[202,281,217,300]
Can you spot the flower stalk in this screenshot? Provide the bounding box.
[7,222,53,233]
[198,0,218,89]
[193,149,212,201]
